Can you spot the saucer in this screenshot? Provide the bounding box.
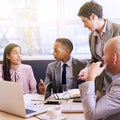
[38,113,66,120]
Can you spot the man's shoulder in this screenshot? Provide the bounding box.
[48,61,60,67]
[72,57,88,66]
[107,19,120,31]
[72,58,81,63]
[112,22,120,30]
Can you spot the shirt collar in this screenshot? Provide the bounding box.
[61,57,72,67]
[102,19,107,33]
[10,64,22,72]
[112,73,120,81]
[93,19,107,36]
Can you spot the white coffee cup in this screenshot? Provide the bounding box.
[47,106,62,119]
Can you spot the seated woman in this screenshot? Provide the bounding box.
[0,43,37,94]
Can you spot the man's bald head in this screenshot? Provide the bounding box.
[103,36,120,74]
[104,36,120,55]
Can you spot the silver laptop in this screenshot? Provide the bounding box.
[0,81,47,118]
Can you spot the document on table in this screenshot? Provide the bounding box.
[24,94,44,105]
[54,89,80,100]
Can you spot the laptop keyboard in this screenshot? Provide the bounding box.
[25,105,47,115]
[26,108,36,115]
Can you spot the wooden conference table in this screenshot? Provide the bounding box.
[0,94,85,120]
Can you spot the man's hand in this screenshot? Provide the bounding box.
[38,79,46,94]
[78,67,88,80]
[78,61,107,81]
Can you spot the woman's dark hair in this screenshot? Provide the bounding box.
[2,43,20,81]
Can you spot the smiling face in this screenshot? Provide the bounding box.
[78,1,103,31]
[80,14,99,31]
[7,46,22,66]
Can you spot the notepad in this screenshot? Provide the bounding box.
[54,89,80,100]
[61,104,83,113]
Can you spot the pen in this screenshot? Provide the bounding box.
[70,76,78,79]
[55,93,59,100]
[70,75,84,79]
[31,99,43,101]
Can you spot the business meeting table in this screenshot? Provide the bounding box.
[0,94,85,120]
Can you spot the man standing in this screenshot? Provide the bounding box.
[79,36,120,120]
[78,1,120,98]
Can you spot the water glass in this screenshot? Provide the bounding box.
[62,84,70,100]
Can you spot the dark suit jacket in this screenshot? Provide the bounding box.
[89,19,120,92]
[44,58,87,93]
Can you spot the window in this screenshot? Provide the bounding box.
[0,0,120,59]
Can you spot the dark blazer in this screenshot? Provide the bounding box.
[89,19,120,92]
[44,58,87,93]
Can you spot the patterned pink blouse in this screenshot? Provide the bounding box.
[0,64,37,94]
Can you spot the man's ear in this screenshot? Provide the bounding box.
[113,53,117,64]
[65,48,70,54]
[90,13,98,20]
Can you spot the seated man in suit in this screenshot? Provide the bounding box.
[79,36,120,120]
[39,38,87,94]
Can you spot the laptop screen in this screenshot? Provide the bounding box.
[44,81,52,101]
[0,81,47,118]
